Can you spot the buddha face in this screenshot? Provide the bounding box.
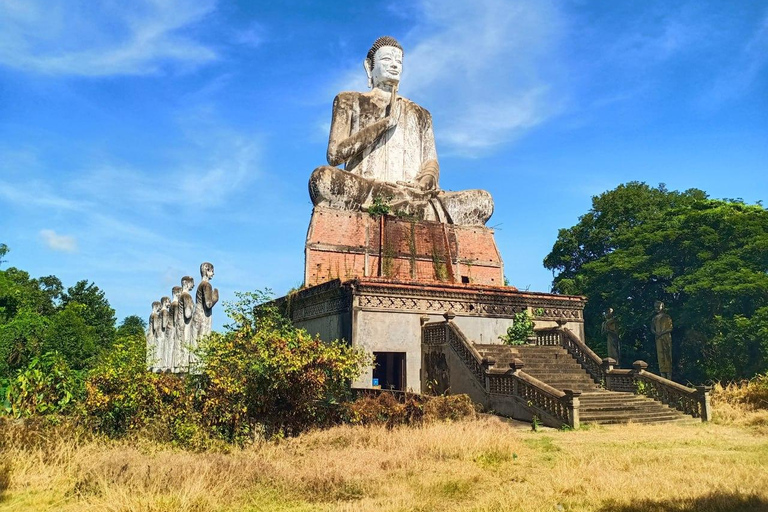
[370,46,402,88]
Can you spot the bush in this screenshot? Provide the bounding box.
[84,333,188,437]
[0,352,83,417]
[193,290,369,441]
[500,310,535,345]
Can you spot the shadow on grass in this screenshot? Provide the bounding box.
[598,492,768,512]
[0,460,9,503]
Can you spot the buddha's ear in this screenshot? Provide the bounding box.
[363,59,373,89]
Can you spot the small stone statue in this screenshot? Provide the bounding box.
[601,307,620,363]
[177,276,195,371]
[308,36,494,226]
[650,300,673,379]
[168,286,182,371]
[191,262,219,364]
[146,301,161,370]
[159,296,171,371]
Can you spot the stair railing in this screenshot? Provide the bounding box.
[628,361,711,421]
[424,313,580,428]
[535,327,605,384]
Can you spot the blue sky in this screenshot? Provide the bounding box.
[1,0,766,330]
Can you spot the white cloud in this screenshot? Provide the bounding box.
[327,0,566,156]
[0,0,218,76]
[39,229,77,252]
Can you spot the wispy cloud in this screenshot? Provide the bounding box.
[701,12,768,107]
[0,0,218,76]
[39,229,77,252]
[328,0,566,156]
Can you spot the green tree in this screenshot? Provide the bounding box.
[0,268,62,321]
[544,184,768,382]
[0,244,8,268]
[62,280,116,351]
[42,303,99,370]
[0,308,49,377]
[117,315,147,338]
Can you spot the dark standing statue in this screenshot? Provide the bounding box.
[601,307,620,363]
[650,300,673,379]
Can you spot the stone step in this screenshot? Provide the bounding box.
[584,415,695,425]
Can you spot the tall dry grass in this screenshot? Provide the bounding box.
[711,374,768,433]
[2,411,768,512]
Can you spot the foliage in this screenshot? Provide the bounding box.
[0,267,117,379]
[544,183,768,382]
[1,352,84,417]
[0,243,8,267]
[84,333,186,437]
[0,308,49,377]
[194,290,369,441]
[62,280,117,351]
[367,194,392,217]
[500,310,535,345]
[42,303,99,370]
[117,315,147,338]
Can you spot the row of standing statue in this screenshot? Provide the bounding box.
[601,301,673,379]
[146,262,219,373]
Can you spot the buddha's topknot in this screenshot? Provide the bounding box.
[366,36,403,68]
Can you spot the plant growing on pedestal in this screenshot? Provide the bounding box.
[500,310,535,345]
[367,195,392,217]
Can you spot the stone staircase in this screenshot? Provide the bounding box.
[474,343,695,425]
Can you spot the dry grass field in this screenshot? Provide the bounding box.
[1,394,767,512]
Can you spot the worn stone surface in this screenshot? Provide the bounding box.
[146,301,161,370]
[277,278,586,393]
[308,36,494,226]
[305,206,504,287]
[601,307,620,362]
[177,276,195,371]
[145,265,215,373]
[651,301,673,378]
[191,262,219,365]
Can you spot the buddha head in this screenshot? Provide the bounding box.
[181,275,194,292]
[200,262,214,281]
[364,36,403,89]
[654,300,664,313]
[151,301,161,314]
[171,286,182,302]
[160,296,170,310]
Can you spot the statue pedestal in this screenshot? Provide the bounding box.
[277,278,586,393]
[304,206,504,288]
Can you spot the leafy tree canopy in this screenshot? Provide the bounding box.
[0,262,117,377]
[544,183,768,383]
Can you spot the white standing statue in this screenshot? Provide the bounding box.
[146,301,161,370]
[158,296,171,371]
[177,276,195,371]
[191,262,219,365]
[308,36,493,225]
[168,286,182,371]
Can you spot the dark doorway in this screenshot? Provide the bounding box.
[372,352,406,390]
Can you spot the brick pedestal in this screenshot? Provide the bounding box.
[304,207,504,287]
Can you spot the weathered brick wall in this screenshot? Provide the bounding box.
[305,207,504,287]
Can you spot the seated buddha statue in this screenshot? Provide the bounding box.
[308,36,494,226]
